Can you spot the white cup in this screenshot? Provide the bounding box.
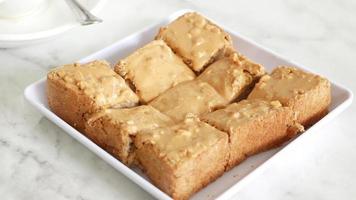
[0,0,47,18]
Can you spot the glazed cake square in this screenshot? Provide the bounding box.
[156,12,232,72]
[47,60,139,131]
[198,52,265,102]
[135,117,228,200]
[248,66,331,126]
[202,99,302,169]
[85,105,173,165]
[115,40,196,103]
[149,80,227,122]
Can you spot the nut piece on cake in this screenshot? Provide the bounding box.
[197,52,265,102]
[85,105,173,166]
[248,66,331,127]
[115,40,196,103]
[202,99,303,170]
[47,60,139,131]
[134,116,228,200]
[149,80,227,122]
[156,12,233,72]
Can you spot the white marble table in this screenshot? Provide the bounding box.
[1,0,355,199]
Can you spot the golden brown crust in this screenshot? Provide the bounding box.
[47,75,95,131]
[302,108,329,128]
[85,113,132,164]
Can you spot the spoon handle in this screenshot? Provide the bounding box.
[65,0,103,25]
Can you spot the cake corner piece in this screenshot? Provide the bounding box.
[156,12,233,72]
[248,66,331,127]
[46,60,139,131]
[134,116,229,200]
[202,99,303,169]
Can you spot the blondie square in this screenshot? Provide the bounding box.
[156,12,232,72]
[47,60,139,131]
[198,52,265,101]
[202,99,302,169]
[248,66,331,126]
[85,105,173,165]
[149,80,227,122]
[115,40,195,103]
[135,117,228,200]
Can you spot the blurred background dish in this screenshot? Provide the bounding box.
[0,0,105,48]
[0,0,48,18]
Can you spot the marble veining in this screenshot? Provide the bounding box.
[1,0,356,199]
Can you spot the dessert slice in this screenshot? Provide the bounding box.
[149,80,227,122]
[85,105,173,166]
[156,12,232,72]
[197,52,265,102]
[47,60,139,131]
[202,99,303,170]
[248,66,331,127]
[115,40,196,103]
[135,116,228,200]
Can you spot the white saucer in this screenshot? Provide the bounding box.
[0,0,105,48]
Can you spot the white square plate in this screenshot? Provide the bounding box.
[24,9,353,200]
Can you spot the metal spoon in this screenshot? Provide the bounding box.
[65,0,103,25]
